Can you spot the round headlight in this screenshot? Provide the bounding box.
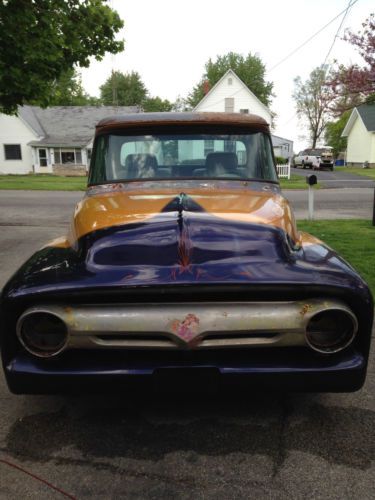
[17,312,68,357]
[306,309,357,354]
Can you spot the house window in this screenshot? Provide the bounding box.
[224,97,234,113]
[4,144,22,160]
[54,149,61,163]
[228,78,233,85]
[240,109,249,114]
[224,140,236,153]
[204,139,214,157]
[38,148,48,167]
[61,151,75,164]
[53,148,83,164]
[237,150,247,165]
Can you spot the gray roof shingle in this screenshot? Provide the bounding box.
[20,105,141,147]
[356,103,375,132]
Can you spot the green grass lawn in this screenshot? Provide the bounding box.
[279,174,318,190]
[0,174,87,191]
[335,167,375,179]
[298,219,375,293]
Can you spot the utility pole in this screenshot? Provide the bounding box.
[111,69,118,106]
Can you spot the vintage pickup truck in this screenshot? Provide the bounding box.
[0,113,372,394]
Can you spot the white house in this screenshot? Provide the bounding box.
[194,69,292,160]
[272,135,294,161]
[194,69,272,123]
[342,104,375,167]
[0,105,140,175]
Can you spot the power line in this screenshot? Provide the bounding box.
[276,0,357,130]
[322,0,355,74]
[268,0,359,72]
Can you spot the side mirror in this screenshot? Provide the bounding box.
[306,174,317,186]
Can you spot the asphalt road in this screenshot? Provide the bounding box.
[291,166,375,189]
[0,189,375,499]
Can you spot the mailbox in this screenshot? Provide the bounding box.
[306,174,317,186]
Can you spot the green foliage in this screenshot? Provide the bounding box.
[100,71,174,111]
[187,52,274,109]
[100,71,147,106]
[171,96,189,112]
[49,68,100,106]
[275,156,288,164]
[143,96,173,112]
[324,111,350,157]
[0,0,124,114]
[293,67,335,148]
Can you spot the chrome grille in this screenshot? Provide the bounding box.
[17,299,356,355]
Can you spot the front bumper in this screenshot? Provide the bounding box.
[4,347,367,393]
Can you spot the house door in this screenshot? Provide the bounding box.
[38,148,48,167]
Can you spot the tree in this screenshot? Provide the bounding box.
[143,96,173,112]
[100,71,175,111]
[100,71,147,106]
[328,14,375,112]
[172,96,189,112]
[324,110,350,157]
[48,68,100,106]
[0,0,124,114]
[293,67,335,148]
[187,52,274,109]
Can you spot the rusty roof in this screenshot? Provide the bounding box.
[96,112,269,132]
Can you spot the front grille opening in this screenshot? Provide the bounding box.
[203,330,279,341]
[94,333,177,347]
[96,333,173,342]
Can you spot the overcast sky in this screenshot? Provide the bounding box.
[81,0,374,152]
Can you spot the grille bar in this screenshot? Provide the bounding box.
[18,299,355,353]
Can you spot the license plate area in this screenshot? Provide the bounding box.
[153,367,220,394]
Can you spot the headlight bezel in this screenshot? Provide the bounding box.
[16,310,68,358]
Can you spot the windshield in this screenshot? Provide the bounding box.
[89,132,278,184]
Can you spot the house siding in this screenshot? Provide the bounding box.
[0,114,36,174]
[346,117,373,166]
[272,136,293,160]
[195,73,272,124]
[371,133,375,165]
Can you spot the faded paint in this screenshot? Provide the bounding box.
[169,313,200,343]
[300,304,313,316]
[51,185,300,248]
[95,111,269,135]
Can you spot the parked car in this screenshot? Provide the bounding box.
[1,112,373,394]
[294,149,334,171]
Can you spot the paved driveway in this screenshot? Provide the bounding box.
[0,191,374,499]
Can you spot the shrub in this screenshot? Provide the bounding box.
[275,156,288,164]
